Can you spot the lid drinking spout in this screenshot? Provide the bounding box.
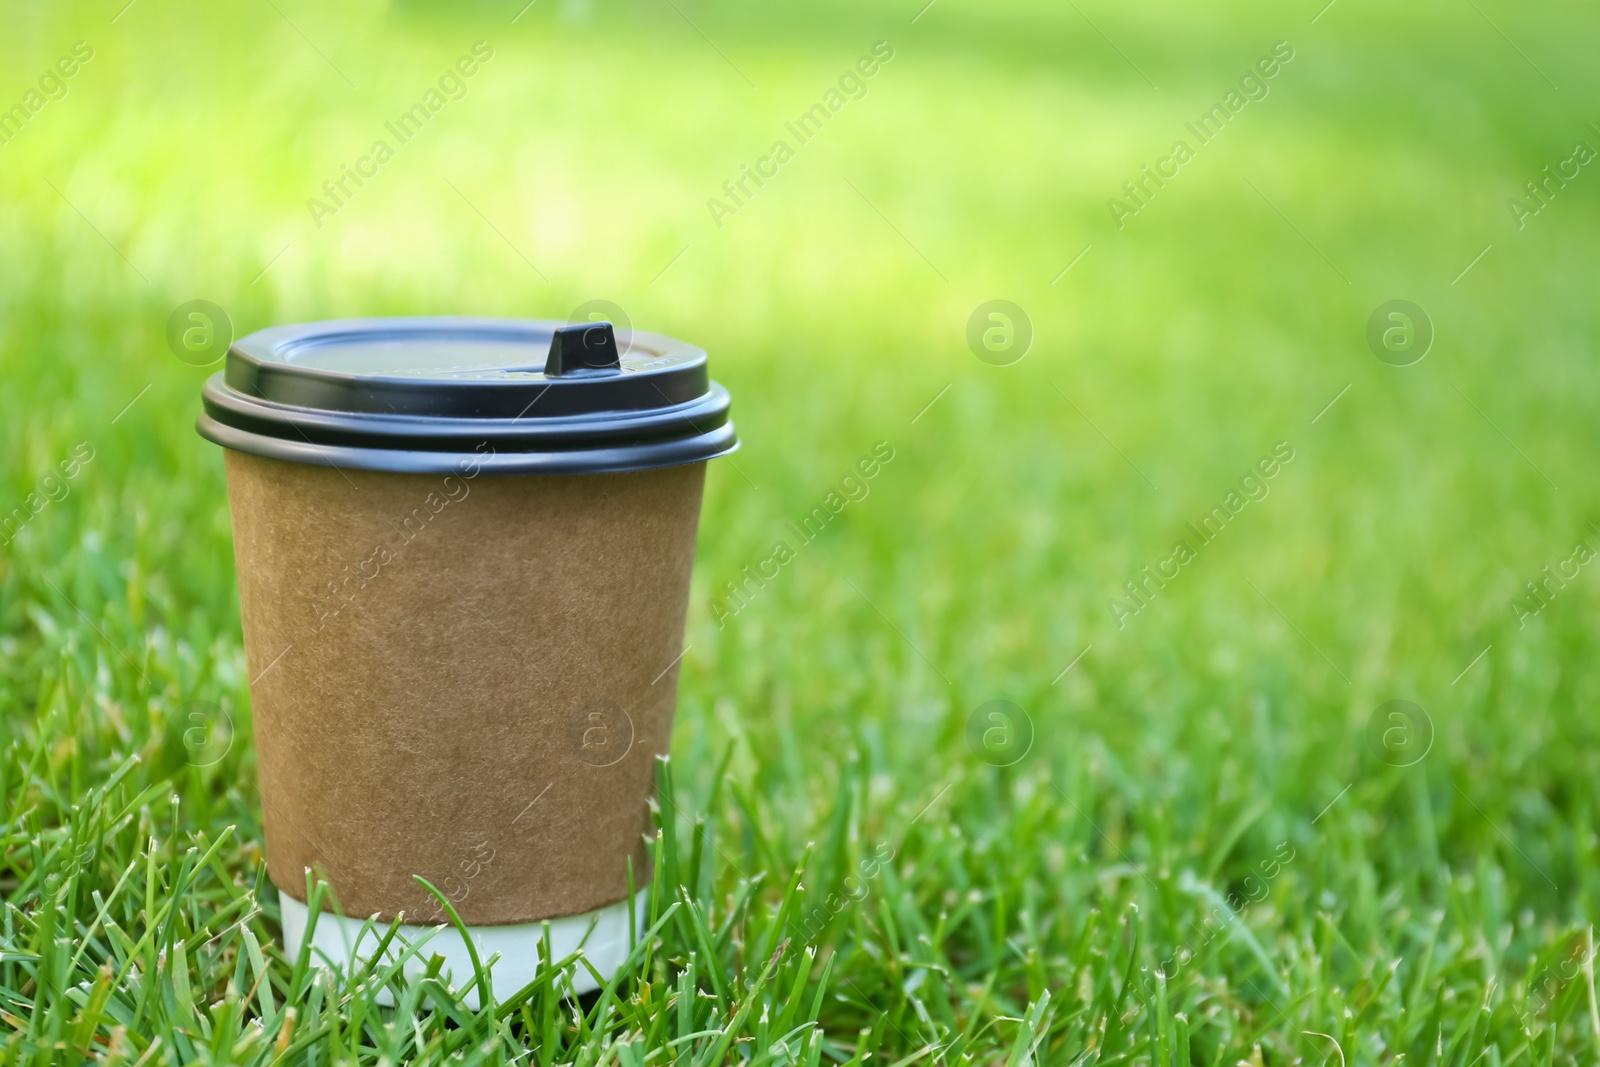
[545,322,622,376]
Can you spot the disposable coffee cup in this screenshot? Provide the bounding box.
[197,317,735,999]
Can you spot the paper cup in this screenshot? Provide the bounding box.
[198,318,736,995]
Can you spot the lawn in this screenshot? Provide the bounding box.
[3,0,1600,1063]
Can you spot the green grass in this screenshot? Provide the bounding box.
[3,0,1600,1062]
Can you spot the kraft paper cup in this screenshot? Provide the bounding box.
[197,318,736,999]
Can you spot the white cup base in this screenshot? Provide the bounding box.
[279,890,646,1008]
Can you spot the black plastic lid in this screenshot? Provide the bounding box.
[196,317,737,475]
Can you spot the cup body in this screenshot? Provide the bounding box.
[224,449,705,926]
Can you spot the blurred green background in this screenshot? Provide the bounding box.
[3,0,1600,1062]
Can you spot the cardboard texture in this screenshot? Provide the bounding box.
[224,450,705,925]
